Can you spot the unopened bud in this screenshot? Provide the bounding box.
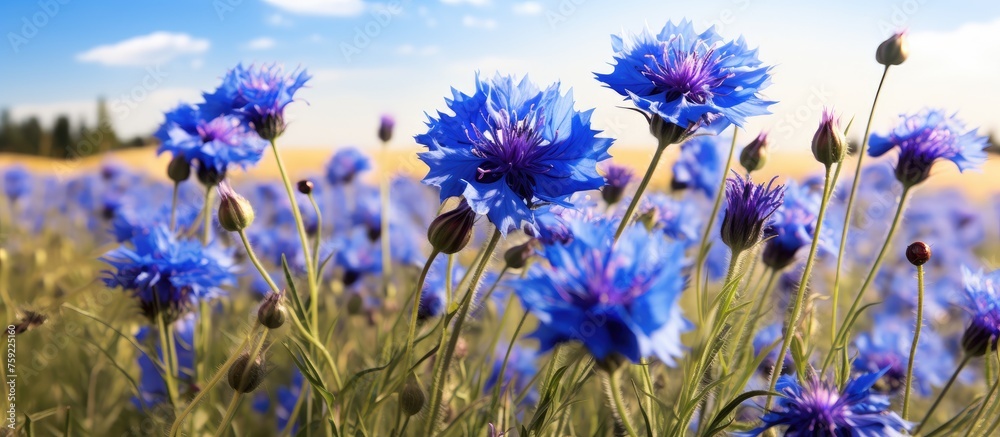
[906,242,931,266]
[601,163,634,206]
[399,377,425,416]
[254,114,286,142]
[740,132,769,173]
[196,162,225,187]
[876,31,909,66]
[811,108,846,166]
[257,292,286,329]
[297,180,313,195]
[962,322,997,357]
[167,155,191,183]
[378,114,395,143]
[218,183,255,232]
[427,198,476,255]
[649,113,689,146]
[227,354,266,393]
[504,240,538,270]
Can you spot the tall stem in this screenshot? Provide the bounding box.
[238,230,281,294]
[829,66,890,348]
[170,182,179,232]
[403,250,440,376]
[824,186,911,373]
[157,313,180,414]
[902,263,924,420]
[201,187,214,245]
[695,128,739,322]
[606,368,639,437]
[914,355,972,435]
[614,137,670,242]
[269,140,319,332]
[765,164,834,409]
[213,394,243,437]
[423,229,501,436]
[380,142,394,299]
[307,193,323,280]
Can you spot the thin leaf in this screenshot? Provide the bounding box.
[705,390,781,435]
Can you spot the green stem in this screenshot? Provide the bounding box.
[168,326,261,436]
[380,145,394,299]
[201,186,214,245]
[902,264,924,420]
[734,269,780,364]
[157,312,180,413]
[606,368,639,437]
[914,355,971,435]
[404,250,440,377]
[695,128,739,322]
[213,393,243,437]
[829,65,890,352]
[238,230,281,295]
[170,182,179,232]
[967,349,1000,434]
[765,164,834,409]
[824,186,911,373]
[491,310,530,409]
[423,229,502,436]
[270,140,320,333]
[613,137,670,243]
[307,193,323,281]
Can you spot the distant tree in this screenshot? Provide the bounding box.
[96,97,119,152]
[52,115,72,158]
[0,109,12,152]
[19,117,42,155]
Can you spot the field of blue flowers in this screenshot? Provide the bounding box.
[2,19,1000,437]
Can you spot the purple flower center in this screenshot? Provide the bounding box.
[197,117,240,145]
[642,46,729,104]
[469,108,554,203]
[794,383,846,430]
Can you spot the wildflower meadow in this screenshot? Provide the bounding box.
[2,7,1000,437]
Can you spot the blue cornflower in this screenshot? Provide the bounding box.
[600,162,634,205]
[960,266,1000,356]
[868,109,988,187]
[417,73,613,236]
[595,20,773,137]
[671,135,732,196]
[513,219,690,364]
[335,229,382,288]
[762,180,828,270]
[2,165,32,203]
[744,370,910,436]
[156,105,268,184]
[720,172,785,255]
[200,63,311,140]
[253,370,303,433]
[102,225,235,322]
[853,315,952,396]
[484,345,539,405]
[418,258,464,322]
[134,315,196,409]
[326,147,371,185]
[753,323,793,377]
[637,193,701,246]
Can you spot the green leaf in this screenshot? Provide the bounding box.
[630,379,654,437]
[282,255,310,330]
[705,390,780,436]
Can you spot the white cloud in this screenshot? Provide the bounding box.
[441,0,490,6]
[512,2,542,15]
[396,44,440,56]
[267,13,293,26]
[246,37,277,50]
[462,15,497,30]
[447,56,528,75]
[308,33,325,43]
[76,32,209,67]
[262,0,364,16]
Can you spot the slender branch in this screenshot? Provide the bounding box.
[902,263,924,420]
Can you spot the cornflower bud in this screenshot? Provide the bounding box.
[218,182,255,232]
[905,241,931,266]
[876,31,909,66]
[378,114,395,143]
[811,108,846,166]
[427,198,476,254]
[740,132,769,173]
[228,353,266,393]
[167,155,191,183]
[257,292,286,329]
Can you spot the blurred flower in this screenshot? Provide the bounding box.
[868,109,988,187]
[744,369,910,436]
[200,63,311,140]
[960,266,1000,356]
[325,147,371,185]
[417,73,612,236]
[853,314,952,396]
[102,225,235,322]
[513,219,690,364]
[253,370,303,434]
[600,162,634,205]
[720,173,784,255]
[762,180,827,270]
[335,229,382,288]
[484,345,539,405]
[2,165,31,203]
[418,258,464,322]
[595,19,773,136]
[753,323,793,377]
[638,193,701,245]
[134,315,196,409]
[378,114,395,143]
[671,135,732,196]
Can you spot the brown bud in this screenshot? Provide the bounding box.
[740,132,769,173]
[227,354,266,393]
[257,292,286,329]
[167,155,191,183]
[399,377,425,416]
[218,182,255,232]
[812,108,846,166]
[504,240,538,270]
[297,180,314,195]
[427,198,476,255]
[876,31,909,66]
[906,242,931,266]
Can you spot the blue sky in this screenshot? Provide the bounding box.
[2,0,999,151]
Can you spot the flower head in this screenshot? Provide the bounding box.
[417,73,612,236]
[595,20,774,136]
[601,162,634,205]
[201,63,311,140]
[512,219,690,364]
[2,165,32,203]
[102,225,235,322]
[868,109,988,187]
[156,105,267,184]
[671,134,732,196]
[326,147,371,185]
[720,172,784,255]
[853,315,952,395]
[960,266,1000,356]
[745,370,910,436]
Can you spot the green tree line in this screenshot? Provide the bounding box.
[0,98,148,159]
